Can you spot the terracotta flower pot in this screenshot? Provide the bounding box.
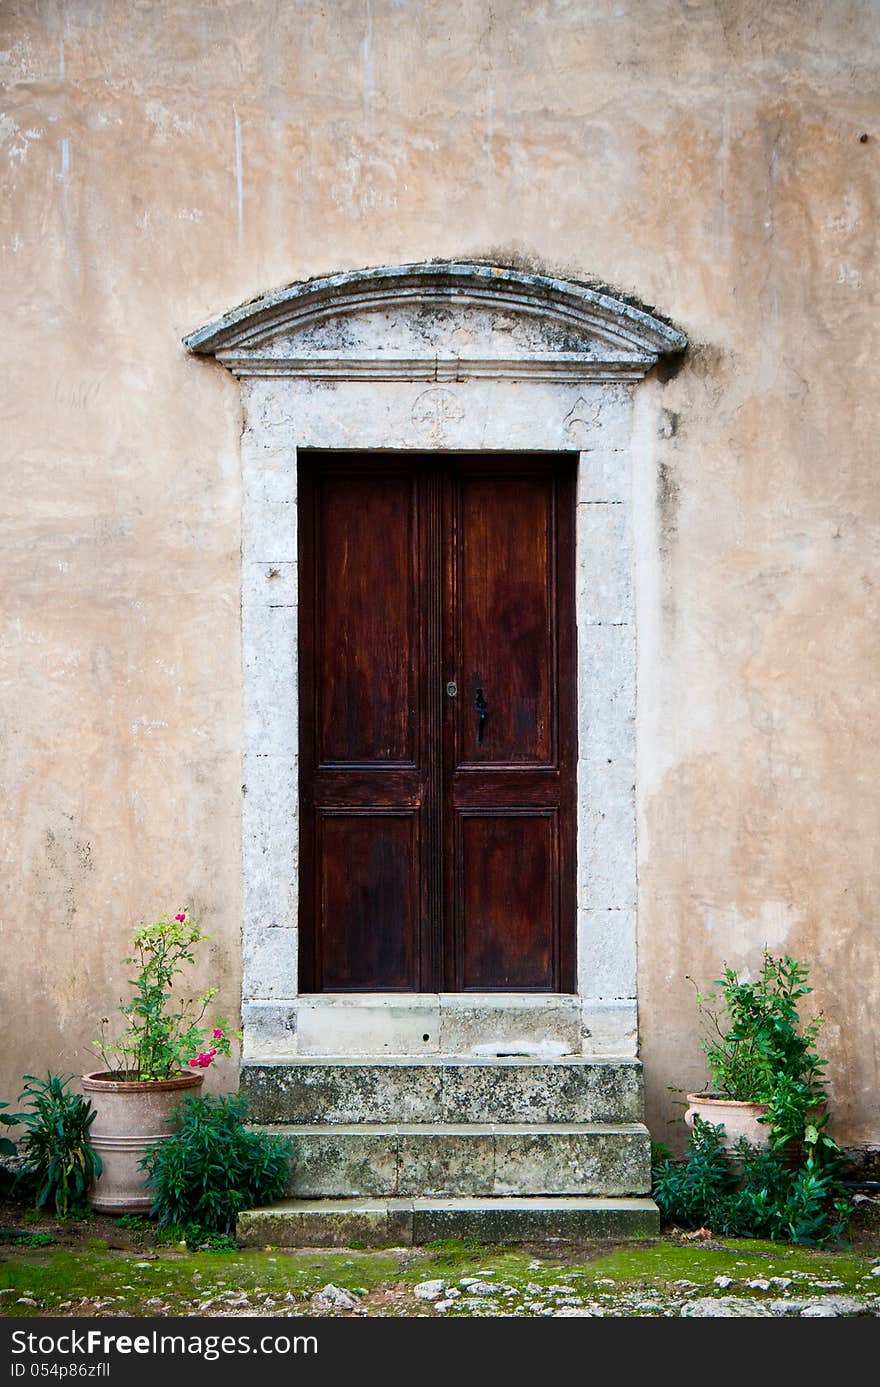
[685,1093,828,1162]
[82,1070,204,1213]
[684,1093,770,1149]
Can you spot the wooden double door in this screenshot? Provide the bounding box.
[298,452,576,993]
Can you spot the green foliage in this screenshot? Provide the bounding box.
[96,911,234,1081]
[1,1099,26,1158]
[653,1116,851,1246]
[0,1229,56,1247]
[196,1230,238,1252]
[653,1118,737,1228]
[693,952,834,1151]
[157,1222,239,1251]
[141,1092,288,1235]
[113,1214,150,1232]
[16,1075,102,1218]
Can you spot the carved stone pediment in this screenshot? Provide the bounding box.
[186,262,687,382]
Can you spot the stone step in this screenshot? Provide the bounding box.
[261,1121,651,1198]
[241,1057,644,1125]
[237,1195,660,1247]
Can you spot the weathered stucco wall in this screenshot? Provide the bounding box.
[1,1,877,1144]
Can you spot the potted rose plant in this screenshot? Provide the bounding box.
[83,910,233,1212]
[684,951,833,1159]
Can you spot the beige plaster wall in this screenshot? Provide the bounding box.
[1,0,877,1144]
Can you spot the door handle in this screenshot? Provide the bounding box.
[475,687,488,744]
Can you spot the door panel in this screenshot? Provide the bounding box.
[456,811,557,989]
[454,473,553,766]
[317,472,418,766]
[317,811,420,990]
[299,452,575,994]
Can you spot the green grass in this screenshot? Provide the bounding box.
[1,1236,877,1317]
[0,1246,404,1316]
[404,1236,876,1296]
[578,1238,875,1295]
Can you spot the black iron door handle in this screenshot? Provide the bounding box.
[475,687,488,744]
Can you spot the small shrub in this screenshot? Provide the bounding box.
[653,1116,851,1246]
[693,952,832,1150]
[653,1117,737,1229]
[142,1092,288,1234]
[17,1074,102,1218]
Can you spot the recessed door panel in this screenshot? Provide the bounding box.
[455,473,553,767]
[317,811,419,990]
[317,472,418,766]
[456,811,557,990]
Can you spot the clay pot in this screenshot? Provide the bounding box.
[82,1071,204,1213]
[685,1093,828,1162]
[684,1093,770,1149]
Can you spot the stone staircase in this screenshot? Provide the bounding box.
[237,1057,659,1246]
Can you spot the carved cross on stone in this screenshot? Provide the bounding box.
[412,387,465,444]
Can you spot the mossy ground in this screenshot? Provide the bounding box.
[2,1197,878,1317]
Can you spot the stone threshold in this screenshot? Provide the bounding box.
[243,995,639,1059]
[244,1054,642,1067]
[292,992,583,1056]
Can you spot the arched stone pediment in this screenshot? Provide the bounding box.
[186,261,686,381]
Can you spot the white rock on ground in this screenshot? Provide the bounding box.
[414,1280,447,1301]
[311,1284,359,1311]
[681,1298,773,1318]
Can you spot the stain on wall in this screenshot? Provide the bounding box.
[0,0,877,1143]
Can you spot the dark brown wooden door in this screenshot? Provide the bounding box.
[298,452,575,993]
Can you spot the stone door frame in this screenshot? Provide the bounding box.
[186,262,687,1060]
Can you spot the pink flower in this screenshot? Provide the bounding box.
[189,1047,219,1069]
[212,1028,223,1040]
[175,912,187,922]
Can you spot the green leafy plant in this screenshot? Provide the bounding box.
[16,1074,102,1218]
[653,1117,737,1228]
[692,951,837,1153]
[157,1222,239,1252]
[95,910,234,1081]
[141,1092,288,1234]
[1,1100,25,1158]
[114,1214,150,1232]
[1,1230,56,1248]
[652,1116,851,1246]
[194,1229,238,1252]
